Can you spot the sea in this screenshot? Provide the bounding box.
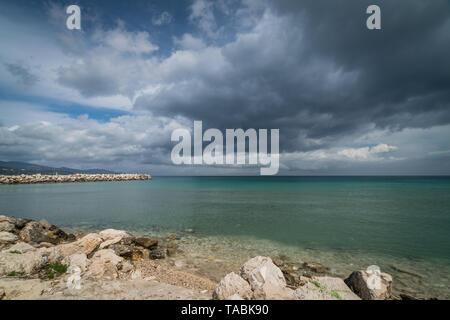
[0,176,449,298]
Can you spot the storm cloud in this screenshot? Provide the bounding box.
[0,0,449,174]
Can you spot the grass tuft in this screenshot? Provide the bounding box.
[46,261,68,279]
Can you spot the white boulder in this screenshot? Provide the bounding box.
[213,272,253,300]
[240,256,272,281]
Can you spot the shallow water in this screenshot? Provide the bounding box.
[0,176,449,298]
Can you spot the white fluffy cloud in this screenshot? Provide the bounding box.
[94,25,159,54]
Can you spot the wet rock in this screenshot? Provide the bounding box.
[14,218,30,229]
[272,260,305,287]
[344,270,393,300]
[108,244,143,261]
[213,272,252,300]
[149,249,166,260]
[135,237,158,249]
[130,251,143,261]
[282,270,304,288]
[166,234,177,241]
[166,247,177,257]
[302,261,330,275]
[109,244,133,257]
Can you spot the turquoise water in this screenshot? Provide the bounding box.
[0,176,449,298]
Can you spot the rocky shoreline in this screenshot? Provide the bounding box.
[0,174,151,185]
[0,215,404,300]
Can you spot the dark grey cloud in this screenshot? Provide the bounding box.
[133,0,450,153]
[4,63,38,87]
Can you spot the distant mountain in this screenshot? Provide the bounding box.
[0,161,116,175]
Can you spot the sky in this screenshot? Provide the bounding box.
[0,0,450,175]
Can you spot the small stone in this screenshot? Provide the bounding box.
[166,234,177,241]
[166,247,177,257]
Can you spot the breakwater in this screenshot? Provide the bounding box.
[0,173,151,184]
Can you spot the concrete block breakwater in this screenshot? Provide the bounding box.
[0,173,151,184]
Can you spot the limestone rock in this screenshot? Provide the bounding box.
[45,233,102,261]
[248,260,287,290]
[240,256,272,281]
[247,261,293,300]
[0,221,15,233]
[0,248,48,275]
[213,272,252,300]
[86,249,123,280]
[2,242,35,254]
[0,232,18,246]
[345,270,393,300]
[99,229,135,246]
[63,253,89,272]
[0,216,16,224]
[295,277,360,300]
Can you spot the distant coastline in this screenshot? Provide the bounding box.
[0,160,117,176]
[0,173,151,185]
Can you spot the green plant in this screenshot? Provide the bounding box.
[46,261,68,279]
[7,270,25,277]
[9,250,22,254]
[310,280,343,300]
